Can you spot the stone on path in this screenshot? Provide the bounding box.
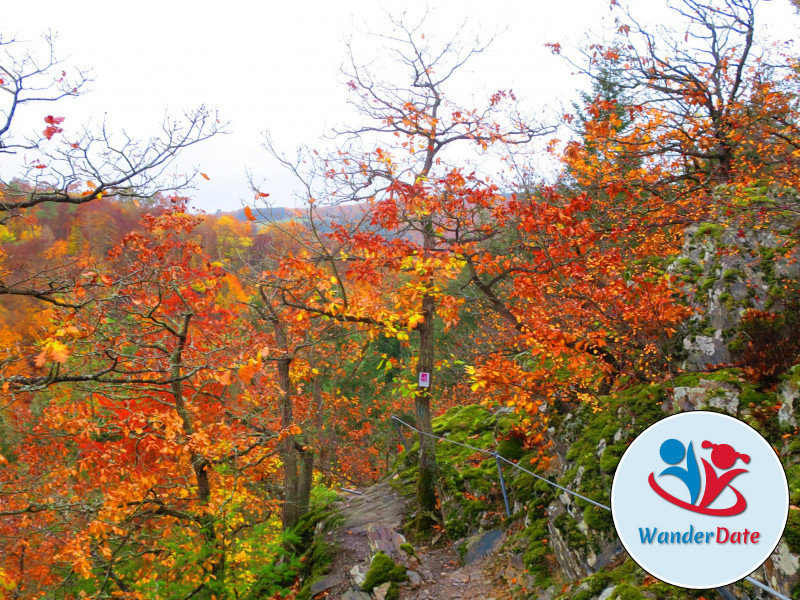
[367,524,407,562]
[407,570,423,587]
[372,582,392,600]
[340,590,371,600]
[349,564,367,587]
[462,529,504,565]
[310,573,343,595]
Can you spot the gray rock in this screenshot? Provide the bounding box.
[462,529,504,565]
[372,582,392,600]
[310,573,343,595]
[765,540,800,594]
[349,564,367,587]
[367,524,406,562]
[597,438,607,458]
[673,380,739,414]
[586,549,597,568]
[670,221,798,371]
[598,585,616,600]
[340,590,371,600]
[407,570,422,587]
[539,586,557,600]
[778,380,798,427]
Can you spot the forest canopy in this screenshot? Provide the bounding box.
[1,2,799,599]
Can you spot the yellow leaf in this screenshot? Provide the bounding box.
[49,342,71,364]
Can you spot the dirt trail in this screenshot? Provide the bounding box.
[312,482,514,600]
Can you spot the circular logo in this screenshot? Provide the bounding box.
[611,411,789,589]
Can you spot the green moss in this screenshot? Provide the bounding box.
[740,387,774,407]
[399,543,416,558]
[361,552,407,592]
[722,269,743,283]
[432,404,491,435]
[673,372,700,387]
[599,444,625,474]
[555,512,588,551]
[719,291,735,310]
[614,583,645,600]
[699,369,743,383]
[786,509,800,554]
[497,436,524,461]
[583,505,613,531]
[445,515,468,539]
[728,338,746,354]
[385,581,401,600]
[696,223,724,239]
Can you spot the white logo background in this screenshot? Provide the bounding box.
[611,411,789,589]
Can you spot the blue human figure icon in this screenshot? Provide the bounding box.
[658,438,701,505]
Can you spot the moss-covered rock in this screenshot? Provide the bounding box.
[361,551,408,592]
[248,488,341,600]
[385,581,401,600]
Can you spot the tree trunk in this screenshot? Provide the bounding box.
[297,444,314,518]
[277,355,301,530]
[414,220,439,530]
[277,356,316,531]
[170,313,224,593]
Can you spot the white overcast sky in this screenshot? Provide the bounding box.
[3,0,797,212]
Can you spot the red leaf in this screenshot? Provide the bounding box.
[43,116,65,140]
[544,42,562,55]
[244,206,257,222]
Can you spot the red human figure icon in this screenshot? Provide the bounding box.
[698,441,750,510]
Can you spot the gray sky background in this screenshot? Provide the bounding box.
[3,1,797,212]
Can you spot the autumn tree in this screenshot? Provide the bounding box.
[216,210,398,530]
[0,205,292,598]
[468,0,800,414]
[1,33,222,308]
[1,32,224,401]
[558,0,800,219]
[258,15,548,525]
[248,281,357,531]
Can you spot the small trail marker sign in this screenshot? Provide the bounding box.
[418,372,430,388]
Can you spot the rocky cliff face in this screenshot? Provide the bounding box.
[390,333,800,599]
[414,366,800,600]
[540,369,800,600]
[670,222,800,372]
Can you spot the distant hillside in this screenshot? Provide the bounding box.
[219,203,369,224]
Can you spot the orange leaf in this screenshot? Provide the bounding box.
[244,206,257,222]
[50,342,70,364]
[200,172,210,180]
